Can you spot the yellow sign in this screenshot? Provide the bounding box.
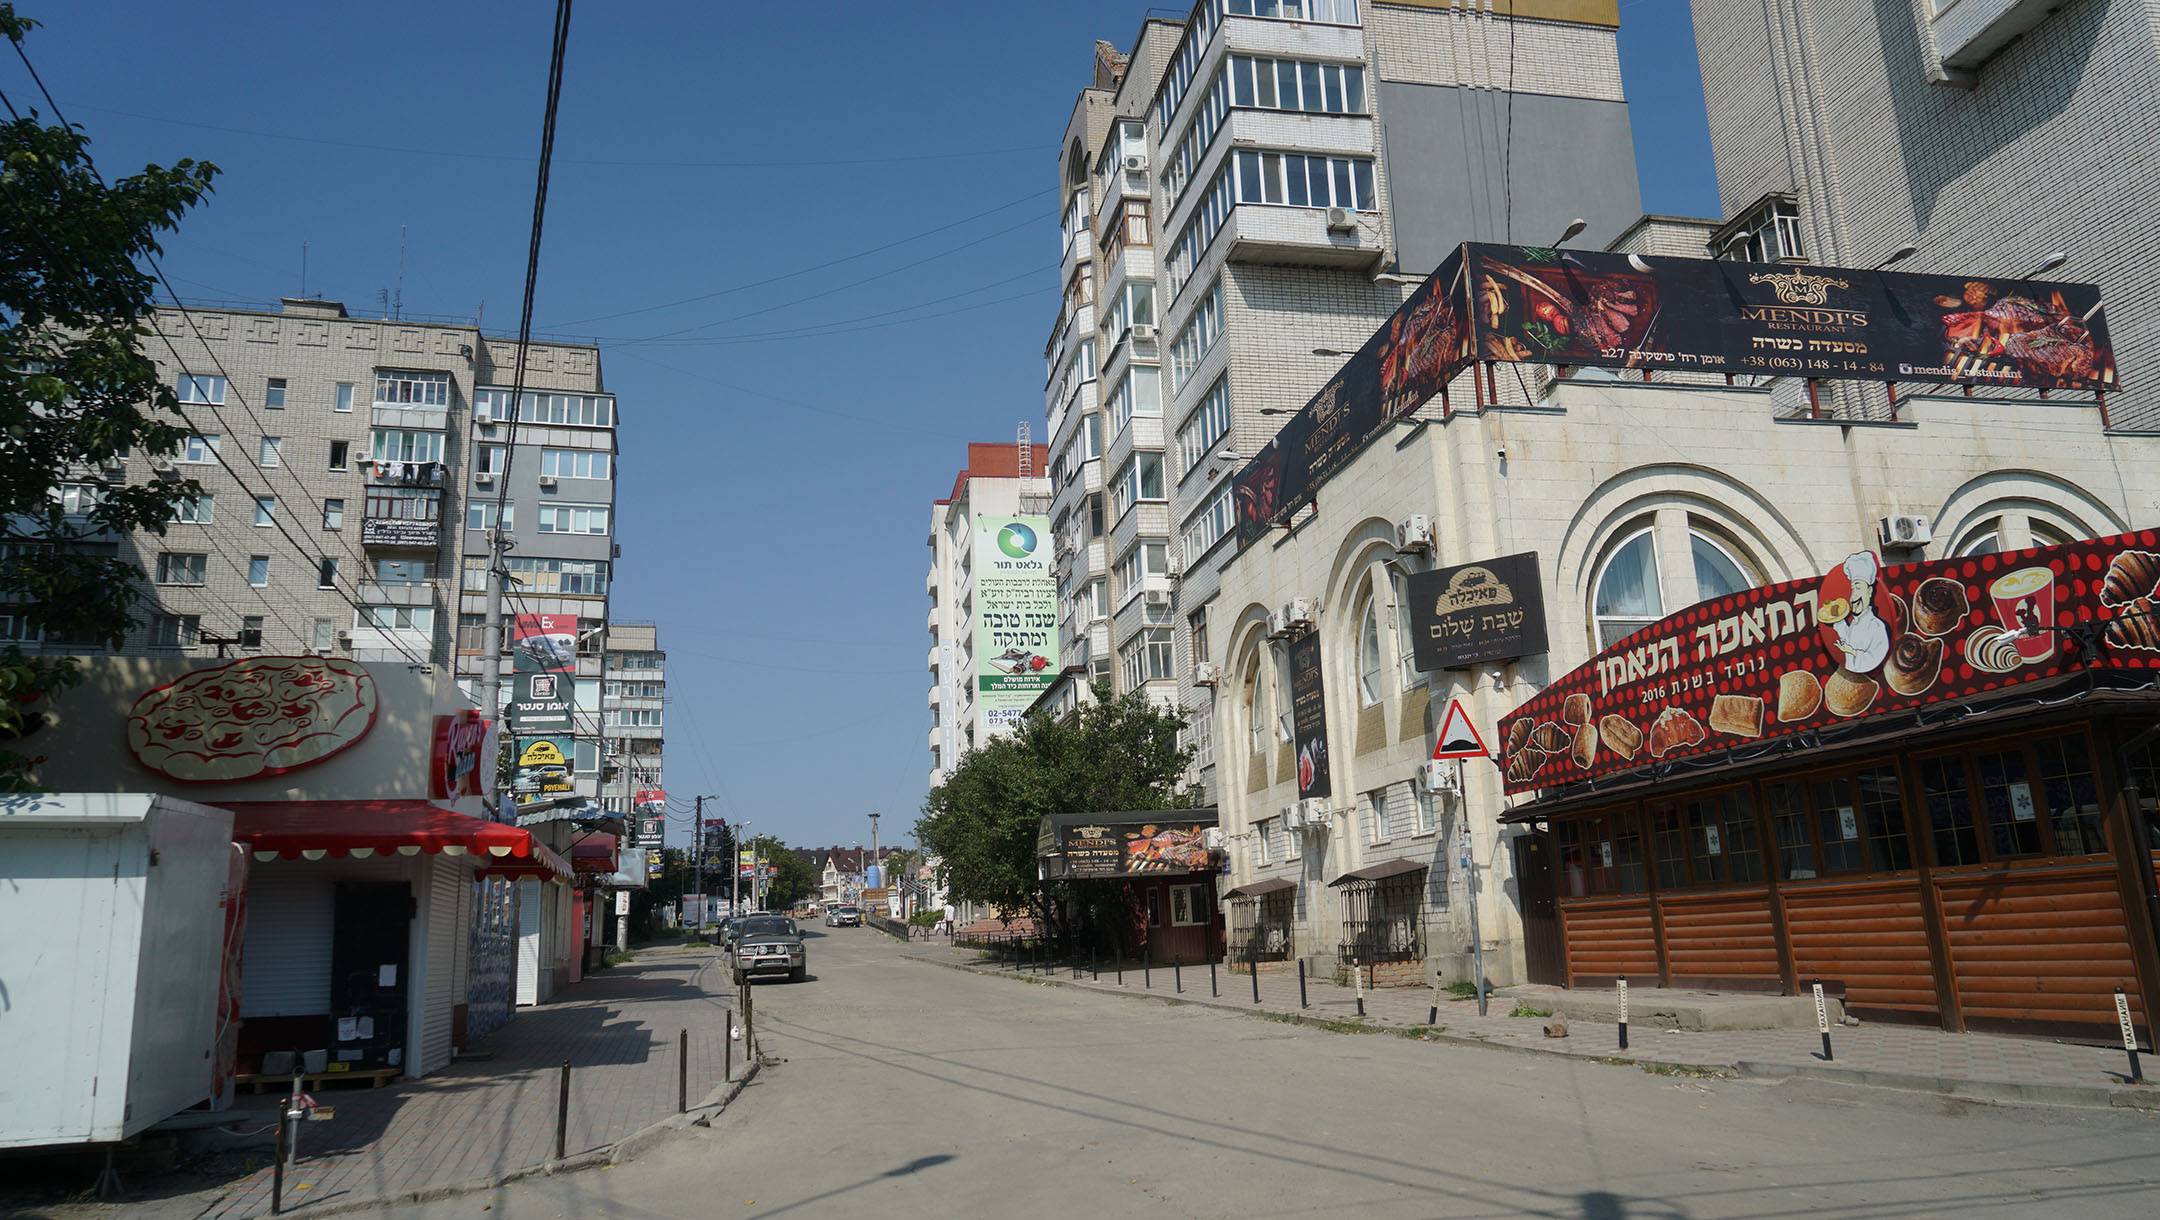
[518,740,567,767]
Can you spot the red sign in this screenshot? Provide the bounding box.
[512,614,578,674]
[1432,699,1490,761]
[431,709,490,799]
[635,789,666,813]
[1498,533,2160,794]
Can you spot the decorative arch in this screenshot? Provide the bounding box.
[1933,469,2126,557]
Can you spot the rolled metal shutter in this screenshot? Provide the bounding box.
[238,865,334,1017]
[417,856,462,1075]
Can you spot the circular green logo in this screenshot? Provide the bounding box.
[997,522,1037,559]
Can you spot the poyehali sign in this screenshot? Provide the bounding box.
[1406,552,1549,671]
[972,516,1058,734]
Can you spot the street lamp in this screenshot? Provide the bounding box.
[1872,242,1919,270]
[2016,251,2068,279]
[1552,217,1588,248]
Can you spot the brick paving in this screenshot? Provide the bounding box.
[900,936,2159,1108]
[203,945,741,1220]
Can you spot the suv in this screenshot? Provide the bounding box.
[825,904,862,927]
[732,915,806,984]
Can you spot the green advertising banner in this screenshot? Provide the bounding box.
[973,515,1057,734]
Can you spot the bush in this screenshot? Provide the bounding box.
[1508,1002,1554,1018]
[1445,980,1479,1000]
[908,909,943,927]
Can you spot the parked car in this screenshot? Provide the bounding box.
[732,914,806,985]
[825,904,862,927]
[715,915,742,949]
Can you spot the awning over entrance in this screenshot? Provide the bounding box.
[1328,857,1429,887]
[571,832,619,877]
[1223,878,1297,899]
[225,800,552,867]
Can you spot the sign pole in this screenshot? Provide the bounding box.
[1461,756,1486,1017]
[1813,978,1833,1061]
[2118,986,2144,1084]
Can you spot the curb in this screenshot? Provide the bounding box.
[900,949,2154,1113]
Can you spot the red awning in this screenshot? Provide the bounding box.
[571,831,618,875]
[224,801,558,876]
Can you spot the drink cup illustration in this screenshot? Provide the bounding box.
[1988,567,2056,662]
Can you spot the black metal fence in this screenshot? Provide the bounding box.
[1229,893,1295,964]
[1337,873,1424,963]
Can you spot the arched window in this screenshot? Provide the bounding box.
[1957,529,2001,557]
[1956,514,2079,558]
[1691,532,1753,601]
[1358,596,1384,705]
[1242,643,1267,755]
[1391,568,1426,689]
[1593,529,1661,649]
[1273,644,1295,741]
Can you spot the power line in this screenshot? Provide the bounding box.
[610,268,1054,348]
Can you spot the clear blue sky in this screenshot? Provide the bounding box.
[11,1,1719,850]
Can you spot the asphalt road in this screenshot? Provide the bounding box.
[379,926,2160,1220]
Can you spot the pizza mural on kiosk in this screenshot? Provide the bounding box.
[1497,532,2160,794]
[129,657,379,783]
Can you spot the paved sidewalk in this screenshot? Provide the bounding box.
[203,945,742,1220]
[899,938,2160,1110]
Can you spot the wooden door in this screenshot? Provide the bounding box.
[1514,834,1565,985]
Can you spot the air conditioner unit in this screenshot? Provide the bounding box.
[1284,597,1319,631]
[1417,759,1460,794]
[1325,206,1357,233]
[1298,798,1331,828]
[151,457,177,476]
[1395,514,1435,555]
[537,474,558,489]
[1131,324,1157,344]
[1123,152,1148,173]
[1266,609,1292,639]
[1165,553,1184,577]
[1200,827,1224,850]
[1144,589,1172,609]
[337,631,353,649]
[1280,803,1304,829]
[1193,661,1220,686]
[1878,514,1933,547]
[474,403,494,425]
[473,470,494,486]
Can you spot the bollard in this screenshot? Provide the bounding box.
[1210,956,1218,998]
[1174,956,1183,994]
[1092,945,1100,981]
[742,983,756,1057]
[1115,943,1124,986]
[1428,973,1440,1026]
[1617,974,1630,1051]
[2118,986,2145,1084]
[678,1028,689,1112]
[1298,959,1310,1009]
[1355,961,1366,1017]
[555,1059,571,1160]
[1144,945,1152,989]
[1812,979,1833,1062]
[270,1104,289,1214]
[1251,952,1261,1005]
[724,1013,734,1084]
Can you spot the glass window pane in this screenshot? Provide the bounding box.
[1974,749,2043,857]
[1308,157,1331,207]
[2034,734,2107,855]
[1814,779,1867,873]
[1650,802,1687,890]
[1300,62,1323,110]
[1920,755,1981,866]
[1685,799,1725,885]
[1284,155,1310,207]
[1345,66,1366,113]
[1692,533,1752,600]
[1596,532,1661,619]
[1237,151,1263,202]
[1255,58,1277,108]
[1856,765,1910,872]
[1352,160,1375,211]
[1614,812,1647,894]
[1332,158,1353,208]
[1232,57,1256,107]
[1768,781,1817,879]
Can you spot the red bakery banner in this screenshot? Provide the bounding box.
[1498,532,2160,794]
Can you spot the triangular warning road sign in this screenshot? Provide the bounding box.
[1433,698,1490,760]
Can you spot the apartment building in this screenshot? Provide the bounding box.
[1041,0,1644,805]
[925,441,1053,786]
[1688,0,2159,428]
[602,622,666,829]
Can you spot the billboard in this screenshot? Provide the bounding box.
[1406,552,1550,672]
[1289,632,1331,800]
[972,515,1058,733]
[514,735,575,795]
[510,613,578,734]
[1233,244,2116,548]
[1497,532,2160,794]
[1057,819,1215,877]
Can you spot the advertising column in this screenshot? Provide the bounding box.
[973,516,1058,738]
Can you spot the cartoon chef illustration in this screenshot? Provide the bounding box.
[1827,551,1892,673]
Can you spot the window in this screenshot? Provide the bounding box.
[374,369,450,407]
[468,501,514,531]
[1233,150,1376,212]
[1107,366,1162,436]
[574,739,601,775]
[149,614,200,648]
[1226,55,1366,115]
[1681,789,1762,886]
[1593,530,1661,650]
[1920,755,1983,867]
[1273,645,1294,741]
[179,434,221,464]
[317,557,340,588]
[1111,452,1166,521]
[172,494,213,524]
[328,440,350,470]
[1169,883,1206,927]
[56,483,102,516]
[241,615,264,643]
[312,618,337,651]
[264,377,286,409]
[539,448,611,480]
[1415,787,1437,835]
[1391,569,1425,690]
[2034,735,2107,856]
[365,485,442,521]
[1105,281,1156,340]
[1115,540,1170,600]
[334,382,355,413]
[1175,376,1232,479]
[257,437,282,467]
[478,389,615,427]
[176,374,225,405]
[1188,611,1209,674]
[322,499,344,530]
[1556,812,1649,897]
[1181,482,1235,563]
[253,496,276,527]
[1120,627,1175,688]
[537,503,610,534]
[1169,280,1224,393]
[1692,533,1752,601]
[476,444,506,474]
[1365,788,1389,843]
[1713,195,1804,264]
[606,708,663,728]
[371,429,444,464]
[1243,651,1268,755]
[356,605,436,632]
[247,556,269,587]
[371,558,432,585]
[504,555,609,596]
[1255,817,1272,866]
[1358,597,1384,705]
[155,552,206,585]
[1226,0,1359,20]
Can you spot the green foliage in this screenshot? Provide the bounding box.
[1508,1002,1555,1019]
[756,835,818,910]
[907,907,942,928]
[1444,980,1479,1000]
[917,683,1196,945]
[0,10,218,788]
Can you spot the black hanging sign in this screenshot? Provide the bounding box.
[1406,551,1549,672]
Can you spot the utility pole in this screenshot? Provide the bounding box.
[868,812,881,903]
[691,795,704,928]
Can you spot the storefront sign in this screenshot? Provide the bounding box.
[1058,824,1126,877]
[1232,244,2116,549]
[1498,532,2160,794]
[127,656,379,783]
[1290,632,1332,800]
[359,518,441,548]
[1407,552,1549,671]
[1057,821,1214,877]
[514,735,575,795]
[635,789,666,814]
[972,516,1058,734]
[430,709,489,799]
[508,671,573,734]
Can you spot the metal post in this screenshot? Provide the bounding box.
[1617,974,1630,1050]
[1144,944,1152,989]
[271,1104,289,1215]
[1251,949,1262,1005]
[2118,986,2145,1084]
[678,1028,688,1112]
[1428,973,1439,1026]
[1210,956,1218,998]
[1092,944,1099,981]
[1298,959,1309,1009]
[1355,961,1365,1017]
[1812,979,1833,1061]
[742,982,755,1057]
[724,1012,733,1084]
[1462,759,1487,1017]
[1806,378,1823,420]
[1115,942,1123,986]
[555,1059,571,1160]
[1174,956,1183,994]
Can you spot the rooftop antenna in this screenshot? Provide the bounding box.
[300,240,308,299]
[393,223,407,320]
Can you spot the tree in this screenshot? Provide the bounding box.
[883,847,924,917]
[917,683,1195,946]
[0,6,218,787]
[756,836,819,911]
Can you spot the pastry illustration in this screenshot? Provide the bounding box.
[1823,667,1880,718]
[128,657,378,782]
[1964,623,2026,673]
[1911,578,1969,636]
[1776,670,1822,722]
[2101,551,2160,607]
[1530,721,1570,753]
[1507,749,1543,785]
[1561,693,1593,727]
[1885,633,1944,696]
[2104,596,2160,652]
[1505,718,1534,755]
[1570,722,1598,770]
[1647,707,1706,758]
[1598,714,1642,761]
[1708,693,1764,738]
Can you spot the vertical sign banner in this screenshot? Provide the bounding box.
[1406,552,1550,672]
[514,735,575,795]
[510,613,578,735]
[973,516,1058,734]
[1289,632,1331,800]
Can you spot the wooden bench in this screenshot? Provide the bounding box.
[235,1068,400,1093]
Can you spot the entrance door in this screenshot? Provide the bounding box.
[330,882,412,1072]
[1513,834,1565,986]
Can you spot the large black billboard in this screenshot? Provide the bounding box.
[1406,551,1549,672]
[1289,632,1331,801]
